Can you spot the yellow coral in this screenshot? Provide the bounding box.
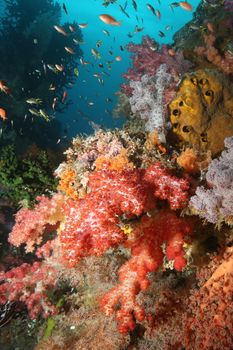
[169,69,233,155]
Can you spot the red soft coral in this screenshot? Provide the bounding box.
[100,210,192,334]
[60,164,190,267]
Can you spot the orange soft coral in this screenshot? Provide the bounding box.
[58,168,79,199]
[95,148,134,171]
[177,148,211,174]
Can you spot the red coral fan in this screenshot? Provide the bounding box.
[100,210,193,334]
[183,248,233,350]
[8,194,64,253]
[0,262,58,319]
[60,163,190,267]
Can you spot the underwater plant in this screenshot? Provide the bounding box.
[0,144,58,206]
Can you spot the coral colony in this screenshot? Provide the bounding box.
[0,2,233,350]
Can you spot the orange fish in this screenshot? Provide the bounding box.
[69,25,76,32]
[115,56,122,61]
[207,22,214,33]
[168,48,176,56]
[0,80,11,95]
[53,25,68,36]
[55,64,64,72]
[78,23,88,29]
[179,2,193,11]
[62,91,67,103]
[0,108,7,121]
[99,14,121,26]
[64,46,74,54]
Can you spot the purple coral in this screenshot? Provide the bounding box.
[190,136,233,224]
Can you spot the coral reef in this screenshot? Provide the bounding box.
[169,69,233,155]
[190,136,233,225]
[1,2,233,348]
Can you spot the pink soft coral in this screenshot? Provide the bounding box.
[8,194,64,253]
[0,261,58,319]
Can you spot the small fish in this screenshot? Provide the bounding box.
[0,81,11,95]
[49,83,56,91]
[0,108,7,121]
[109,50,113,55]
[168,48,176,56]
[128,32,133,38]
[64,46,74,54]
[52,97,57,110]
[62,3,68,15]
[120,45,124,51]
[53,25,68,36]
[73,38,84,44]
[103,29,110,36]
[132,0,137,11]
[33,38,38,44]
[80,58,90,65]
[146,3,156,16]
[155,10,161,19]
[189,23,200,30]
[26,98,43,105]
[106,98,112,102]
[91,48,101,59]
[119,5,130,18]
[98,78,104,85]
[93,73,101,78]
[78,23,88,29]
[29,108,41,116]
[74,68,79,76]
[39,109,50,122]
[158,30,165,37]
[179,1,193,11]
[69,25,76,32]
[115,56,122,61]
[96,40,103,48]
[56,138,61,144]
[99,14,121,26]
[88,102,94,106]
[47,64,58,73]
[134,25,144,33]
[62,90,67,103]
[55,64,64,72]
[98,63,104,68]
[10,120,13,127]
[42,62,47,75]
[165,25,172,30]
[169,2,179,11]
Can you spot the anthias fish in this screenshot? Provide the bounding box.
[99,14,121,26]
[53,25,68,36]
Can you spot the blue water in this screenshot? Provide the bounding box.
[49,0,201,138]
